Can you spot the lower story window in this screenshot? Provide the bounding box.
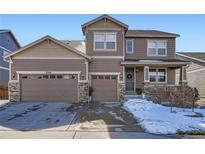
[149,68,166,83]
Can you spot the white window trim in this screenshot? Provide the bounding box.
[126,39,134,54]
[93,32,117,51]
[147,40,167,57]
[144,66,149,82]
[149,68,167,83]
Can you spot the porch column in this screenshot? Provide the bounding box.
[144,66,149,86]
[179,65,187,85]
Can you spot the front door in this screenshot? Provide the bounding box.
[126,68,134,91]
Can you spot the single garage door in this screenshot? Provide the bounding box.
[21,74,78,102]
[91,75,117,102]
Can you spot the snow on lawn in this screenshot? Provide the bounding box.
[123,99,205,134]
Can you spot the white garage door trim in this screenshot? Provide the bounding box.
[16,71,83,102]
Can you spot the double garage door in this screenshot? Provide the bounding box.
[21,74,78,102]
[91,75,118,102]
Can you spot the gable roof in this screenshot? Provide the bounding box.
[60,40,85,53]
[4,35,90,60]
[0,29,21,48]
[126,30,180,38]
[176,52,205,63]
[81,14,128,35]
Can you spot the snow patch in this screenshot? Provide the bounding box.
[123,99,205,134]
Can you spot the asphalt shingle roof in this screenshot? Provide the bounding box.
[60,40,86,53]
[177,52,205,62]
[126,30,180,37]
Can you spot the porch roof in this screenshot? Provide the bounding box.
[121,59,190,67]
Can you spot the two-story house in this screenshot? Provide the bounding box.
[4,15,190,103]
[0,30,20,86]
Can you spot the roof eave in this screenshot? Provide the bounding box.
[0,30,21,48]
[81,14,128,35]
[125,34,180,38]
[4,35,90,61]
[121,61,190,66]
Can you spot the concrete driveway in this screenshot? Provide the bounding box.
[0,101,177,139]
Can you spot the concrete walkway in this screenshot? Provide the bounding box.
[0,130,177,139]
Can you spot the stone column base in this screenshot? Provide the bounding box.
[8,81,20,102]
[78,82,89,103]
[119,83,125,102]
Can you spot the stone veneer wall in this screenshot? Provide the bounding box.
[119,83,125,102]
[8,81,20,102]
[78,82,89,103]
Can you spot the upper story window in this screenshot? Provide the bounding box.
[94,32,116,51]
[147,40,167,56]
[126,39,134,54]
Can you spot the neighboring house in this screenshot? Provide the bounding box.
[176,52,205,97]
[4,15,190,103]
[0,30,20,86]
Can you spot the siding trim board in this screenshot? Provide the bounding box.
[90,56,124,59]
[0,45,11,52]
[13,57,85,60]
[0,66,9,71]
[187,67,205,74]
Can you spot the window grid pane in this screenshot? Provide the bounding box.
[149,69,157,82]
[106,34,116,42]
[94,34,105,41]
[106,42,115,49]
[95,42,104,49]
[158,69,166,82]
[148,48,157,55]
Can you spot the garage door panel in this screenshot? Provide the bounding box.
[91,75,117,102]
[21,74,78,102]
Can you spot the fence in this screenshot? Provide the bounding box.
[0,86,8,100]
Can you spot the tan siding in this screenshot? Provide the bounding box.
[125,38,176,59]
[11,59,87,80]
[89,59,123,74]
[167,68,175,84]
[187,70,205,97]
[136,67,144,88]
[86,30,123,56]
[13,40,83,58]
[87,18,122,29]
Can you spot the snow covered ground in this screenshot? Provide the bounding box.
[123,99,205,134]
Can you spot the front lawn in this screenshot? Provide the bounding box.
[123,99,205,134]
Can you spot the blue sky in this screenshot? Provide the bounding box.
[0,14,204,51]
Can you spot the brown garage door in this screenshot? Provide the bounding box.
[21,74,78,102]
[91,75,117,102]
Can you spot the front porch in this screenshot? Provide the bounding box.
[122,59,190,94]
